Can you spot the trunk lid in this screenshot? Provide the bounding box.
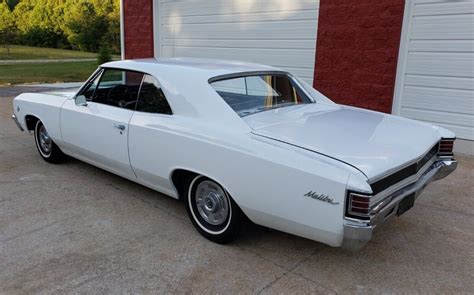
[243,103,441,180]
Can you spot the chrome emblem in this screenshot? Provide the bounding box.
[304,191,339,205]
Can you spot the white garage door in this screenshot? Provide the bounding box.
[153,0,320,83]
[393,0,474,142]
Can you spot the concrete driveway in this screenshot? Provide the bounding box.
[1,87,473,294]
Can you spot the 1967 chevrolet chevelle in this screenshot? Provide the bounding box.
[11,58,457,250]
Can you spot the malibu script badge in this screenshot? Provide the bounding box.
[304,191,339,205]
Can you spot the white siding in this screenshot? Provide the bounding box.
[394,0,474,141]
[154,0,320,83]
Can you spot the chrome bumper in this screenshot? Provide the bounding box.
[342,159,457,251]
[11,114,24,132]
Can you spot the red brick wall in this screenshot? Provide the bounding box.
[123,0,154,59]
[313,0,405,113]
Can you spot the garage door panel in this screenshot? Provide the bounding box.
[162,45,315,79]
[412,120,474,140]
[161,9,318,25]
[406,52,474,77]
[399,0,474,142]
[161,0,319,16]
[279,68,314,80]
[405,75,474,91]
[413,1,474,16]
[162,46,315,64]
[401,97,473,118]
[401,107,474,128]
[161,21,317,40]
[408,40,474,53]
[161,38,317,50]
[402,86,474,115]
[411,15,474,39]
[415,0,472,4]
[157,0,319,83]
[435,124,474,140]
[413,14,473,25]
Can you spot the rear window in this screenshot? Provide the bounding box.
[210,74,312,117]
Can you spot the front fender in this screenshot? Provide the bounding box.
[13,93,67,144]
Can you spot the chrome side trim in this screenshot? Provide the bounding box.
[11,114,24,132]
[342,159,457,251]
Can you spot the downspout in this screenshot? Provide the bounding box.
[120,0,125,60]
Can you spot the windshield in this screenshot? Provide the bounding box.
[210,74,313,117]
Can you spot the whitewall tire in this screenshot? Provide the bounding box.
[185,175,244,243]
[34,120,65,164]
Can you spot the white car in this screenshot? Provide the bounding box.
[11,58,457,250]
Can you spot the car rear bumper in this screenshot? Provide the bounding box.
[341,158,457,251]
[11,114,24,132]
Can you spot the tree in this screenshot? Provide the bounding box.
[102,0,120,54]
[12,1,34,33]
[62,1,108,52]
[1,0,120,53]
[0,2,16,55]
[0,3,14,29]
[5,0,19,11]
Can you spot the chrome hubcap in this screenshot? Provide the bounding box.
[38,125,52,155]
[195,180,229,226]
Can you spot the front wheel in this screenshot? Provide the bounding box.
[34,120,65,163]
[185,175,244,244]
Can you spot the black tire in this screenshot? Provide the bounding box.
[34,120,65,164]
[185,175,244,244]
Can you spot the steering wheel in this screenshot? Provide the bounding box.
[117,99,137,109]
[106,84,127,107]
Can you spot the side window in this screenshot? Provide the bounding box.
[93,69,144,110]
[211,77,247,94]
[136,75,172,115]
[78,70,102,101]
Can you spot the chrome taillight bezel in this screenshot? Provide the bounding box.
[346,191,372,220]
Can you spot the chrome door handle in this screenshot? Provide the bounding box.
[113,123,126,131]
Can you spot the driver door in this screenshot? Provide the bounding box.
[60,68,143,179]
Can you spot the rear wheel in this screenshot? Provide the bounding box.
[34,120,65,163]
[185,175,244,244]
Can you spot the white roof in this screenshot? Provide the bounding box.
[102,57,283,80]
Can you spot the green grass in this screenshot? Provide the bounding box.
[0,61,98,85]
[0,45,97,60]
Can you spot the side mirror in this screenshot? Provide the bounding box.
[75,95,88,106]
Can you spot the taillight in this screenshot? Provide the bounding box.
[438,138,455,158]
[347,192,372,220]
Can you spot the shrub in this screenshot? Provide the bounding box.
[97,45,112,65]
[19,27,69,48]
